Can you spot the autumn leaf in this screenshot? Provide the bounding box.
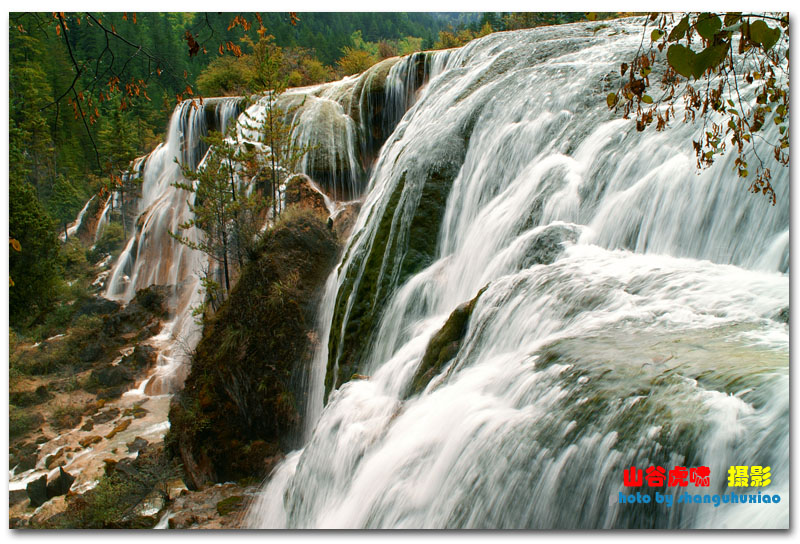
[10,238,21,252]
[185,30,200,57]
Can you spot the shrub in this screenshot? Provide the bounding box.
[10,405,44,438]
[92,222,124,257]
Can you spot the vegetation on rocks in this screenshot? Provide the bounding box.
[406,287,486,397]
[168,207,339,487]
[326,149,464,399]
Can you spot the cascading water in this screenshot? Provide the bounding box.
[60,195,95,241]
[247,19,789,529]
[104,97,241,394]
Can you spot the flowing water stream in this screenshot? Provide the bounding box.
[246,19,789,529]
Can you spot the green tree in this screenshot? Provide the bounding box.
[97,96,140,237]
[173,126,265,296]
[49,175,83,241]
[606,12,789,204]
[248,35,310,219]
[9,177,61,327]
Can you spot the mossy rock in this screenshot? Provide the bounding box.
[216,495,244,516]
[167,208,339,486]
[325,138,466,400]
[406,287,486,398]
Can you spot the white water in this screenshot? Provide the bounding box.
[61,195,95,241]
[103,97,240,395]
[247,19,788,529]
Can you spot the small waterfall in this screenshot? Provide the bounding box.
[103,97,241,394]
[61,195,95,241]
[248,19,788,529]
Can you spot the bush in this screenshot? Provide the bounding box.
[92,222,124,258]
[51,402,85,430]
[337,47,379,75]
[10,405,44,438]
[196,55,255,96]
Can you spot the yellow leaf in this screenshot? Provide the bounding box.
[10,238,21,252]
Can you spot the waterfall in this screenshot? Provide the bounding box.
[61,195,95,241]
[247,19,788,529]
[103,96,241,394]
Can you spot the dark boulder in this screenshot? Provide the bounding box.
[46,467,75,499]
[90,365,133,389]
[79,341,106,363]
[14,452,38,473]
[127,436,149,454]
[75,296,121,319]
[120,345,157,373]
[26,474,48,507]
[91,407,120,425]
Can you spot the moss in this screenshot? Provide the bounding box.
[406,287,485,397]
[326,176,406,400]
[216,495,244,516]
[10,405,44,439]
[326,156,464,400]
[37,445,177,529]
[167,208,339,486]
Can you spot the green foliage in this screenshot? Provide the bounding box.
[10,405,44,438]
[49,175,84,237]
[196,55,255,96]
[173,126,267,294]
[9,177,61,328]
[50,402,85,430]
[92,222,125,257]
[338,47,379,75]
[609,12,789,204]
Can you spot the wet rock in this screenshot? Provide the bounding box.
[332,202,362,241]
[75,296,121,318]
[44,450,65,470]
[92,407,120,424]
[127,436,149,453]
[79,435,102,448]
[105,419,132,439]
[166,479,189,500]
[10,489,29,506]
[407,287,487,398]
[97,386,127,400]
[518,224,581,268]
[27,474,48,507]
[90,365,133,389]
[120,345,157,372]
[775,307,789,324]
[102,285,169,337]
[168,483,257,529]
[46,467,75,499]
[81,419,94,432]
[129,490,166,525]
[29,495,69,527]
[285,175,330,218]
